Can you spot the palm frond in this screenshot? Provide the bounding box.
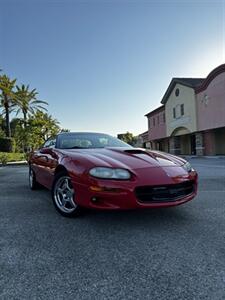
[31,100,48,105]
[36,105,48,111]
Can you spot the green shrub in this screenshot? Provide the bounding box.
[0,129,5,138]
[0,153,8,165]
[0,152,26,162]
[0,137,16,152]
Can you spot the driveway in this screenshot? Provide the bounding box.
[0,158,225,299]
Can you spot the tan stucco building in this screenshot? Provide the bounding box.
[145,64,225,155]
[161,78,204,155]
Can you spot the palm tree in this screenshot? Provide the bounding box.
[0,75,17,137]
[0,115,5,138]
[14,84,48,126]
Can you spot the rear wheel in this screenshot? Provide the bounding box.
[52,172,82,217]
[29,167,40,190]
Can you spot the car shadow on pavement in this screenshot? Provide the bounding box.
[81,205,194,228]
[19,182,197,231]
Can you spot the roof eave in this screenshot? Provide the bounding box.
[145,105,165,117]
[160,79,197,104]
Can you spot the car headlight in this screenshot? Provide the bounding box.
[182,162,194,172]
[89,167,131,180]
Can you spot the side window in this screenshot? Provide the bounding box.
[98,137,108,146]
[43,138,56,149]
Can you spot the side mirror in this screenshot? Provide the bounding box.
[40,148,52,154]
[40,148,58,159]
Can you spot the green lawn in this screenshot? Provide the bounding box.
[0,152,26,164]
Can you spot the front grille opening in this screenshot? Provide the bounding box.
[135,180,195,203]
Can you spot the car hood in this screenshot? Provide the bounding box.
[60,147,186,170]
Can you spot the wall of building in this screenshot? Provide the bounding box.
[203,130,215,155]
[165,83,198,136]
[202,128,225,155]
[196,72,225,131]
[137,131,151,148]
[147,109,167,141]
[215,127,225,155]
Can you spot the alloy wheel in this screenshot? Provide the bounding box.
[53,176,76,213]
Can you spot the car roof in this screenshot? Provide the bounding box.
[57,132,110,136]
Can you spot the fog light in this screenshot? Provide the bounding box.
[91,197,98,202]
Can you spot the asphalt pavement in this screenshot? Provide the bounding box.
[0,158,225,300]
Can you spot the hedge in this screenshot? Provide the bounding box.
[0,152,26,164]
[0,137,16,152]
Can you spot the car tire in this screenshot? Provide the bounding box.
[29,167,40,190]
[52,171,82,217]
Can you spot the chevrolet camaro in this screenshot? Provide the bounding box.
[29,132,198,217]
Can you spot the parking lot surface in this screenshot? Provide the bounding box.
[0,158,225,299]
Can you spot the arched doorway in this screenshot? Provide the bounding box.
[170,127,195,155]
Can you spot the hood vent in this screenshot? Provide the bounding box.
[124,149,148,155]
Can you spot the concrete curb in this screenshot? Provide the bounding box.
[0,161,28,167]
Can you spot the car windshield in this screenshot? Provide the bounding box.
[57,133,132,149]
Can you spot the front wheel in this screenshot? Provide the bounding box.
[29,167,40,190]
[52,172,82,217]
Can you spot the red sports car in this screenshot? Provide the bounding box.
[29,132,198,217]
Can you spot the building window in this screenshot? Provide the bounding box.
[153,118,155,126]
[181,104,184,116]
[157,115,159,124]
[163,113,165,123]
[173,107,176,119]
[148,118,151,129]
[175,88,179,97]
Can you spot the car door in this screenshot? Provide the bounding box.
[33,138,58,188]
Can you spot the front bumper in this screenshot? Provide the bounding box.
[71,167,198,210]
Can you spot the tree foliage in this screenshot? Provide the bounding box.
[0,116,5,138]
[0,69,69,152]
[117,132,138,146]
[0,68,65,153]
[14,84,48,123]
[14,111,61,151]
[0,74,17,137]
